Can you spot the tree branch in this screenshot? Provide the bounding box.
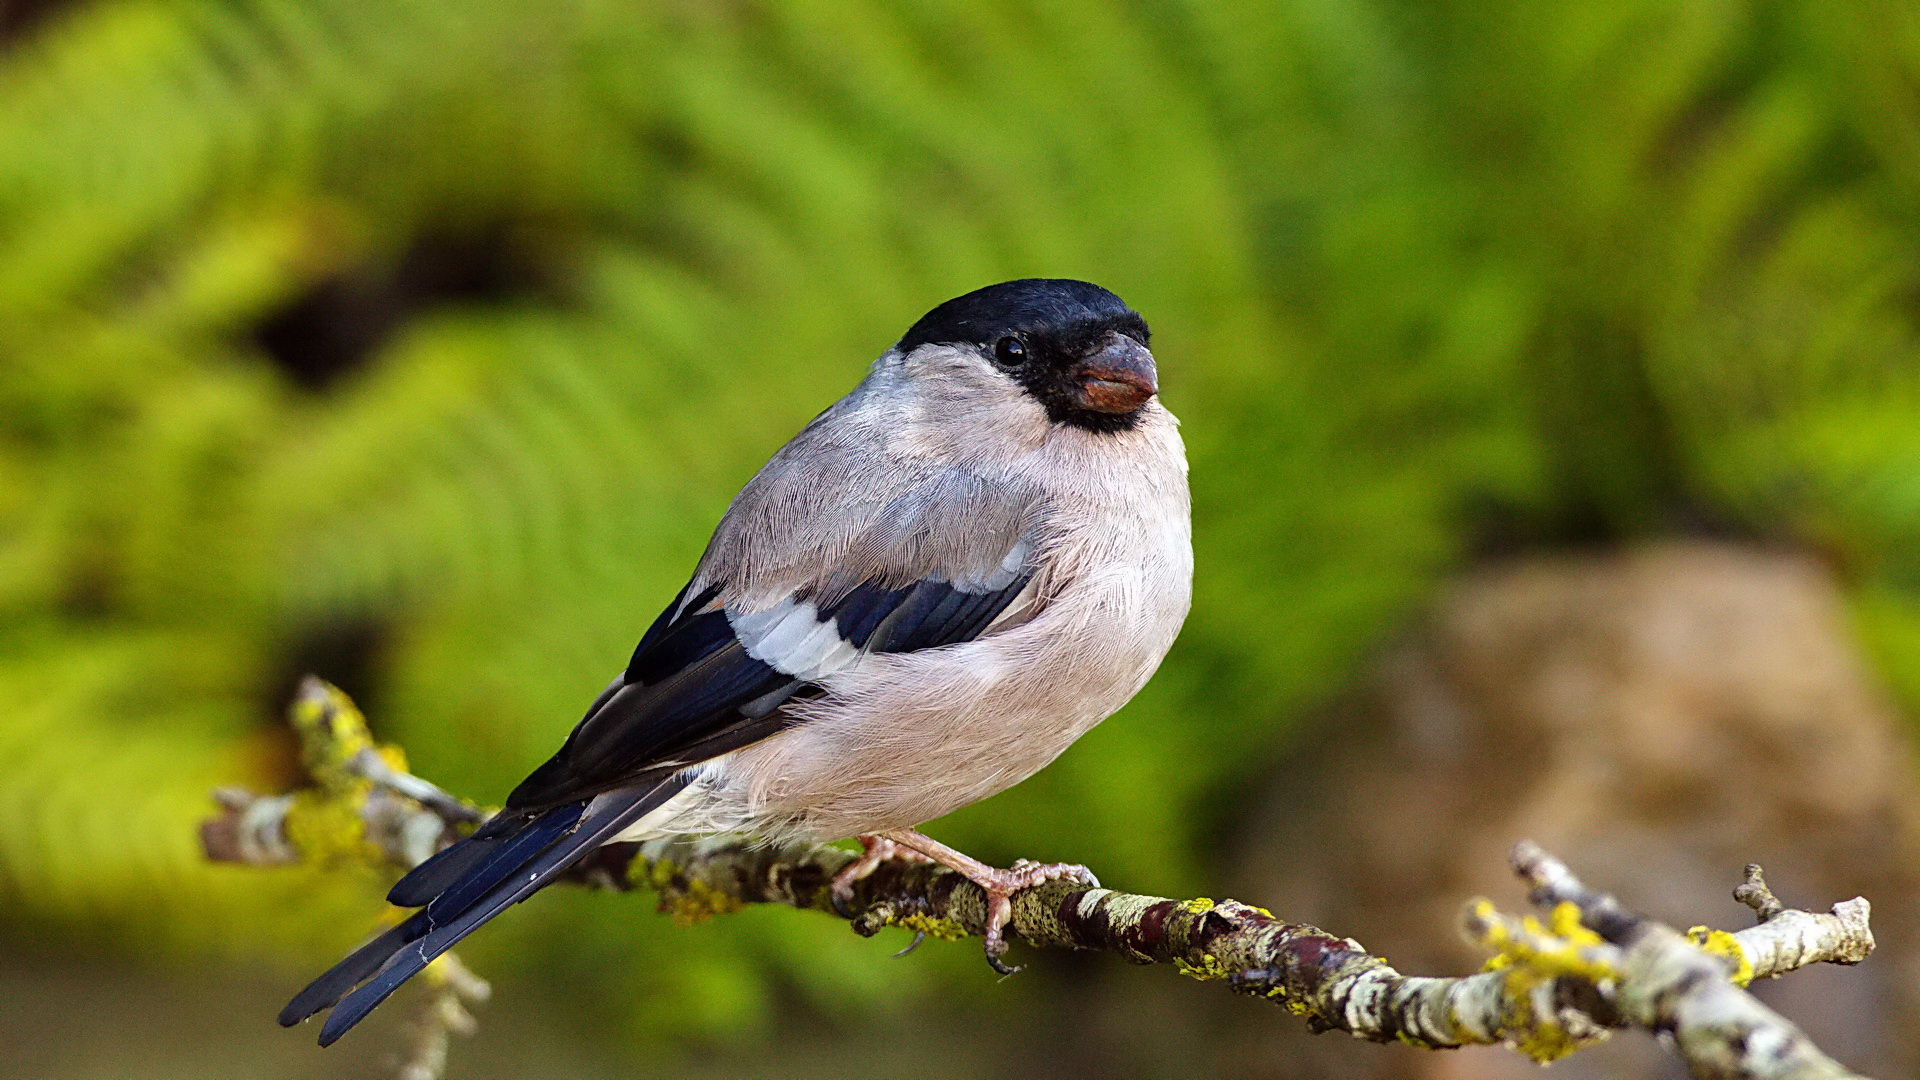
[206,679,1881,1080]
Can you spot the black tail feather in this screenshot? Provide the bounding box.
[315,786,674,1046]
[283,777,688,1045]
[422,804,584,922]
[278,912,429,1026]
[385,810,530,907]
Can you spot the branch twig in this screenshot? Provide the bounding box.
[1508,841,1872,1080]
[205,680,1881,1080]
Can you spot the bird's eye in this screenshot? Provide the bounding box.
[993,337,1027,367]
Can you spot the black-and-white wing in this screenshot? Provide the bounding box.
[504,484,1041,810]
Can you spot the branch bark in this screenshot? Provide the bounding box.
[206,679,1881,1080]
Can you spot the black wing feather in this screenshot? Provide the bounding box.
[508,639,793,810]
[844,571,1035,654]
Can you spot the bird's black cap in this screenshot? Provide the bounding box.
[896,279,1149,355]
[896,280,1157,433]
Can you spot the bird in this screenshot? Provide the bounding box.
[280,278,1193,1046]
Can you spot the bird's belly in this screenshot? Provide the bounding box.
[705,561,1189,842]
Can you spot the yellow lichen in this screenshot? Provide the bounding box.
[376,743,411,775]
[1181,897,1216,914]
[1492,957,1585,1063]
[1510,1012,1591,1063]
[657,877,747,925]
[1469,900,1614,1064]
[1546,901,1584,939]
[284,788,383,866]
[635,856,748,925]
[1175,952,1231,981]
[291,680,377,792]
[1260,984,1316,1015]
[1686,926,1754,987]
[1475,901,1614,983]
[894,912,969,941]
[640,857,682,893]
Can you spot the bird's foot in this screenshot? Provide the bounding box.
[969,858,1100,974]
[876,830,1099,975]
[830,835,934,916]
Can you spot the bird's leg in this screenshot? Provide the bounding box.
[876,828,1099,975]
[830,835,934,916]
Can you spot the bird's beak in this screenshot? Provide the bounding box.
[1071,334,1158,414]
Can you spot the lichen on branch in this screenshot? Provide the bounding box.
[205,679,1883,1080]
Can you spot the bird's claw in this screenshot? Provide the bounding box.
[891,930,928,958]
[985,939,1022,976]
[864,830,1098,974]
[971,859,1099,976]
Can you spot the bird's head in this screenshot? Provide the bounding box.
[893,279,1157,434]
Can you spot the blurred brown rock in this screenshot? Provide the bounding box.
[1227,541,1920,1079]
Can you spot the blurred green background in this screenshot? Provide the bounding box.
[3,0,1920,1075]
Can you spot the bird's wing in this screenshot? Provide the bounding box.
[503,453,1048,811]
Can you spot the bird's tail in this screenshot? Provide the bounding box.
[279,775,688,1046]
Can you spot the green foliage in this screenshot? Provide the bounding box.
[3,0,1920,1052]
